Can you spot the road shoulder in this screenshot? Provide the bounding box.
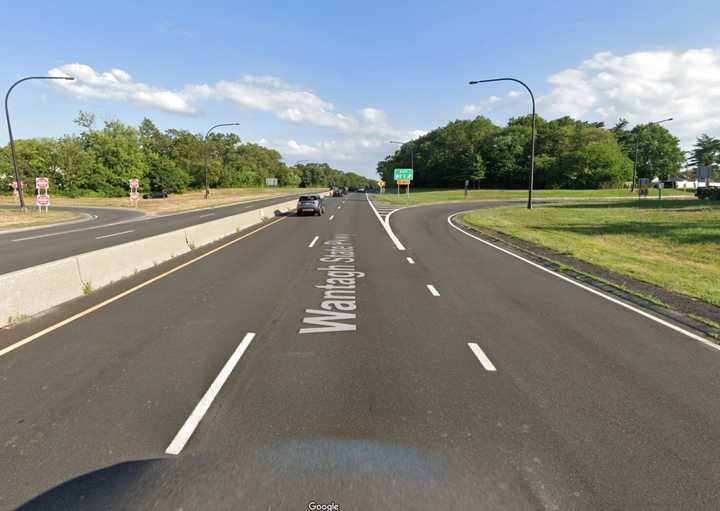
[451,214,720,341]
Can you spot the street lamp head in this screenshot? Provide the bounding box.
[63,77,75,81]
[468,81,479,85]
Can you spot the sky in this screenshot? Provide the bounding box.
[3,0,720,177]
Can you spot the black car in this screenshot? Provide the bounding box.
[143,191,169,199]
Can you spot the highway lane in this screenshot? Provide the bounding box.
[1,193,718,509]
[0,193,309,274]
[0,204,143,236]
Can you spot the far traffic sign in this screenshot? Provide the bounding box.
[394,168,413,181]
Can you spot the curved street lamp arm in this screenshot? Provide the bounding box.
[5,76,74,209]
[469,77,536,209]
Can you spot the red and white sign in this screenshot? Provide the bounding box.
[130,191,140,201]
[11,181,18,190]
[129,178,139,188]
[36,177,49,190]
[12,189,19,198]
[36,194,50,206]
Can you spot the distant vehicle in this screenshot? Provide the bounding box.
[348,186,357,192]
[296,195,325,216]
[142,191,169,199]
[357,187,366,193]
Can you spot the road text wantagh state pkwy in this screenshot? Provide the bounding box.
[300,234,363,334]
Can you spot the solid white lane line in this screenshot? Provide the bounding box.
[407,257,415,264]
[468,343,497,371]
[329,215,335,221]
[166,332,256,455]
[198,213,215,218]
[426,284,440,296]
[95,229,134,240]
[447,212,720,353]
[308,235,319,248]
[0,217,286,360]
[366,194,406,251]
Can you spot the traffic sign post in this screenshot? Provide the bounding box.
[36,191,50,212]
[10,181,20,204]
[377,179,385,194]
[35,177,49,212]
[129,178,140,206]
[394,168,413,199]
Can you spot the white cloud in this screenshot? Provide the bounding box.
[46,63,424,176]
[540,48,720,146]
[463,95,501,115]
[360,107,387,124]
[48,63,196,114]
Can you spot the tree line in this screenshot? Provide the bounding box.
[378,114,717,189]
[0,112,374,196]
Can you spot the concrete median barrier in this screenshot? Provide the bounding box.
[0,258,85,325]
[0,192,330,327]
[76,229,192,290]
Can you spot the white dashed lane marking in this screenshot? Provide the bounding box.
[468,343,497,371]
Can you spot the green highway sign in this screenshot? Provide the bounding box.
[394,168,413,180]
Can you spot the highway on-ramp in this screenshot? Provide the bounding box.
[0,193,309,274]
[1,193,718,510]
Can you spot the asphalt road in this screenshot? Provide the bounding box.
[1,193,718,510]
[0,193,307,274]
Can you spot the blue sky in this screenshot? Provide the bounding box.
[4,0,720,176]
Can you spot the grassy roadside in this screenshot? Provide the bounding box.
[0,208,83,230]
[0,187,318,216]
[373,188,695,205]
[459,199,720,306]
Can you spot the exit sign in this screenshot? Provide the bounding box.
[394,168,413,180]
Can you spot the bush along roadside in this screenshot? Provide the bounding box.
[453,216,720,341]
[695,187,720,200]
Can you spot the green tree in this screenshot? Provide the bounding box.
[82,120,148,196]
[690,134,720,167]
[630,123,685,181]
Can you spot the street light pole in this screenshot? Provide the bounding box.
[204,122,240,199]
[5,75,75,209]
[389,140,414,172]
[631,117,672,192]
[469,78,536,209]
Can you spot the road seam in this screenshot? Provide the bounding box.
[165,332,256,455]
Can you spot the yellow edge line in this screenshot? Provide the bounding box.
[0,217,286,359]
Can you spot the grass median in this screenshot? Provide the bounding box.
[459,199,720,307]
[0,187,317,216]
[373,188,695,205]
[0,208,83,230]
